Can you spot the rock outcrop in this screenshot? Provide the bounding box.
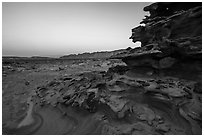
[112,2,201,72]
[110,2,202,134]
[112,2,202,80]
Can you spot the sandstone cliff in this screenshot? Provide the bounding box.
[112,2,202,81]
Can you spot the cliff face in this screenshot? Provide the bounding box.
[131,2,201,45]
[108,2,202,134]
[113,2,202,81]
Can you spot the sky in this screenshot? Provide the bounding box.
[2,2,151,57]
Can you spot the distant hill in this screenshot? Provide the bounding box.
[60,48,131,59]
[2,56,28,59]
[2,56,52,61]
[2,56,50,59]
[3,47,132,60]
[30,56,50,59]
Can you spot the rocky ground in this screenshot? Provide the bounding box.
[2,2,202,135]
[2,58,128,134]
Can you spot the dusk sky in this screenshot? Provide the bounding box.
[3,2,151,57]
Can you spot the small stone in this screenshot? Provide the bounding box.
[63,112,67,116]
[156,123,171,132]
[137,80,150,87]
[118,111,125,119]
[25,81,30,85]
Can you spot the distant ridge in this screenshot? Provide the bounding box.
[3,47,132,60]
[60,48,131,59]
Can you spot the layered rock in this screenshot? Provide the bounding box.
[112,2,202,79]
[32,63,201,134]
[109,2,202,134]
